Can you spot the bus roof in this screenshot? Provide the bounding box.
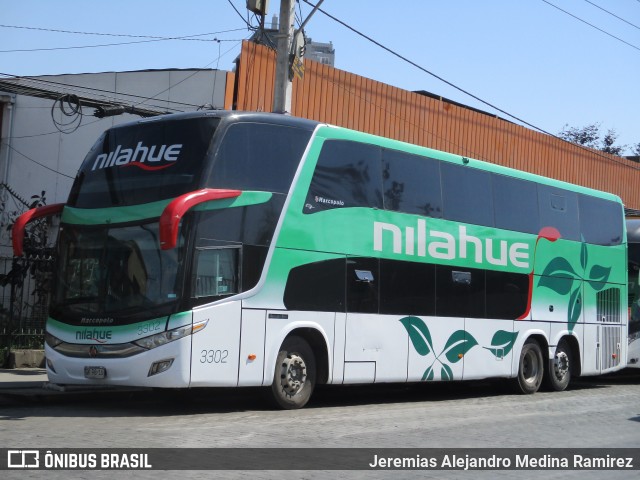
[106,111,621,206]
[112,110,321,132]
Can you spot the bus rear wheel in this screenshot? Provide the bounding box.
[270,336,316,409]
[544,339,572,391]
[514,339,544,394]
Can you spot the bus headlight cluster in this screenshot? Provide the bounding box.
[134,325,191,350]
[134,320,208,350]
[45,332,63,348]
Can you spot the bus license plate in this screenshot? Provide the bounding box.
[84,366,106,379]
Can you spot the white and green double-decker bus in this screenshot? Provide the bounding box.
[13,111,628,408]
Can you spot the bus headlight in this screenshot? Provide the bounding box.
[134,320,208,350]
[134,325,191,350]
[45,332,63,348]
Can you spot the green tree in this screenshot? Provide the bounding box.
[558,123,627,156]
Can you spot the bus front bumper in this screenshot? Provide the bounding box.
[44,336,192,388]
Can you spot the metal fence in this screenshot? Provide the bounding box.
[0,255,53,364]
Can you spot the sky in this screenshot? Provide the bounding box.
[1,0,638,154]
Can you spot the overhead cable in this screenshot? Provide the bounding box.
[302,0,639,170]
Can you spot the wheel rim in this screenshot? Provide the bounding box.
[553,351,569,381]
[280,353,307,396]
[522,349,541,385]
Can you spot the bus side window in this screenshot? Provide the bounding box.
[211,123,311,194]
[441,163,494,227]
[493,174,539,235]
[435,265,486,318]
[537,186,579,241]
[192,247,239,299]
[283,258,346,312]
[381,149,443,218]
[346,257,379,314]
[579,195,623,246]
[379,259,436,316]
[304,140,383,213]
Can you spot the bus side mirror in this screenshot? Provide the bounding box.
[12,203,65,256]
[159,189,241,250]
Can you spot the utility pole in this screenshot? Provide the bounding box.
[272,0,296,114]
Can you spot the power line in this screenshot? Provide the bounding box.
[0,34,244,54]
[0,24,247,41]
[130,38,247,110]
[583,1,640,31]
[0,36,248,137]
[226,0,256,30]
[302,1,639,170]
[541,0,640,52]
[1,141,76,179]
[1,73,200,112]
[302,2,549,133]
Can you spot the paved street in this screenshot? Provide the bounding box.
[1,370,639,480]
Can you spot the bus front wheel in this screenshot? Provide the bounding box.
[270,336,316,409]
[514,339,544,394]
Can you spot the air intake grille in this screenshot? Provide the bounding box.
[601,325,621,370]
[596,287,621,323]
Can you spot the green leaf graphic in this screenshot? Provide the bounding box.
[568,286,582,331]
[441,363,454,381]
[442,330,478,364]
[580,242,588,271]
[400,316,433,356]
[540,257,578,279]
[588,265,611,289]
[538,274,573,295]
[422,365,435,381]
[483,330,519,357]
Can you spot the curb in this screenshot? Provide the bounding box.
[0,382,151,406]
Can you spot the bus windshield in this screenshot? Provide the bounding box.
[52,222,183,323]
[68,116,220,208]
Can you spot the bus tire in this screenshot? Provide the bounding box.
[514,339,544,394]
[270,336,316,409]
[544,339,572,391]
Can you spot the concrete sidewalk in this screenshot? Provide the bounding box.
[0,368,48,389]
[0,368,148,405]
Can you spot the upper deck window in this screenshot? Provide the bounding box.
[579,195,623,246]
[209,123,312,194]
[304,140,383,213]
[382,148,443,217]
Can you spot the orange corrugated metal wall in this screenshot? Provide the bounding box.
[234,41,640,210]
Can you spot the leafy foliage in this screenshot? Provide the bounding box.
[558,123,629,156]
